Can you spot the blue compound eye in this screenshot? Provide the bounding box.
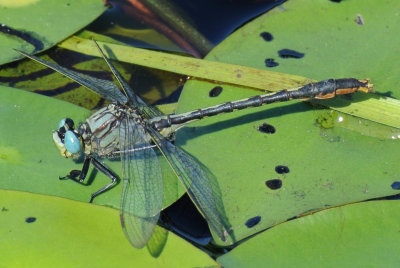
[64,130,81,154]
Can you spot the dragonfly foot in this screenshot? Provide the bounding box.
[59,170,82,180]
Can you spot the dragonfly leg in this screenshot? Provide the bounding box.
[89,157,118,203]
[59,155,91,183]
[59,155,118,203]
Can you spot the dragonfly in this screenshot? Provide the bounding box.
[16,42,374,249]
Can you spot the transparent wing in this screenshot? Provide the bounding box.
[147,127,232,242]
[15,49,128,104]
[119,116,164,248]
[91,41,165,119]
[140,104,165,119]
[92,40,140,107]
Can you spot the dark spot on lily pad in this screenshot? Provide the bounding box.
[25,217,36,223]
[265,179,282,190]
[265,58,279,67]
[278,49,305,59]
[245,216,261,228]
[275,165,290,174]
[391,182,400,190]
[258,123,275,134]
[260,31,273,42]
[355,14,364,25]
[209,86,223,97]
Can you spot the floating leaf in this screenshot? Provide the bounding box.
[0,189,217,267]
[58,35,309,92]
[0,0,106,64]
[217,201,400,267]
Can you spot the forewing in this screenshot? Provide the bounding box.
[119,116,164,248]
[92,40,139,107]
[91,41,165,118]
[147,127,232,243]
[15,49,128,104]
[140,105,165,119]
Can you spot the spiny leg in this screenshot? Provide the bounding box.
[89,157,118,202]
[60,155,118,203]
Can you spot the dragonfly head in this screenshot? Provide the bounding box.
[53,118,83,158]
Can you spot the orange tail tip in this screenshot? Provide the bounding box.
[358,79,375,93]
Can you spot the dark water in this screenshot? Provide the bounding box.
[89,0,285,52]
[87,0,286,107]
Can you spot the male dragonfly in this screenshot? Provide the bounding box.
[16,41,373,249]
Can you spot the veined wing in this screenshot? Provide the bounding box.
[119,115,164,248]
[91,41,165,119]
[147,127,232,243]
[139,103,165,119]
[15,49,128,104]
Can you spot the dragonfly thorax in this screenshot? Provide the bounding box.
[83,104,127,157]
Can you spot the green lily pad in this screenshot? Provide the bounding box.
[0,85,183,210]
[0,189,217,267]
[217,200,400,267]
[176,0,400,245]
[0,0,106,65]
[205,0,400,95]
